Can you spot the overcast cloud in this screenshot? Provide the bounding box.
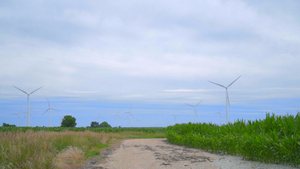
[1,0,300,126]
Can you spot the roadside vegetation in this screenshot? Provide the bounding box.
[166,113,300,167]
[0,126,166,133]
[0,128,165,169]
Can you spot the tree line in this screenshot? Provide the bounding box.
[3,115,112,128]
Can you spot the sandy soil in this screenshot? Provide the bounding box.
[82,138,297,169]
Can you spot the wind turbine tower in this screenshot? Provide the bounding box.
[43,98,58,127]
[208,75,241,124]
[186,100,203,123]
[12,112,21,126]
[13,86,43,127]
[124,107,133,127]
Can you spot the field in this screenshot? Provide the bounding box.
[0,126,167,133]
[166,113,300,167]
[2,113,300,168]
[0,127,165,169]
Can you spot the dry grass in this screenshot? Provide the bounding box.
[54,146,85,169]
[0,130,164,169]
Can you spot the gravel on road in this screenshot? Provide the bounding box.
[82,138,298,169]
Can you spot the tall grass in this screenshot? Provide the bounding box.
[0,130,165,169]
[0,126,166,133]
[166,113,300,167]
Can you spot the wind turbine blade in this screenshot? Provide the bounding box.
[43,109,50,115]
[196,100,203,106]
[227,75,241,88]
[185,104,194,107]
[124,112,134,118]
[13,86,29,95]
[51,108,59,111]
[208,81,226,88]
[30,86,43,95]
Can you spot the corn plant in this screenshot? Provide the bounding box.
[166,113,300,167]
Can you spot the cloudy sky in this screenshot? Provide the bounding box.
[1,0,300,127]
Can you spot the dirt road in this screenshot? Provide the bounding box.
[83,138,297,169]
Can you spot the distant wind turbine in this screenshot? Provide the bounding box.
[12,112,22,126]
[124,107,134,127]
[186,100,203,123]
[13,86,43,127]
[208,75,241,124]
[43,98,58,127]
[23,108,33,122]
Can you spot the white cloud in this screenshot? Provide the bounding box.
[0,0,300,105]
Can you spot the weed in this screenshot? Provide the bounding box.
[0,130,166,169]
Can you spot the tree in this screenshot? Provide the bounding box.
[99,121,111,128]
[90,121,99,128]
[2,123,16,127]
[61,115,77,127]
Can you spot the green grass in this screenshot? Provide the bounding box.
[0,129,166,169]
[87,150,100,157]
[96,143,109,149]
[166,113,300,167]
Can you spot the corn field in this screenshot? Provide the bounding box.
[166,113,300,167]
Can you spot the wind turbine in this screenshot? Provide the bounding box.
[12,112,22,126]
[13,86,43,127]
[186,100,203,123]
[208,75,241,124]
[43,98,58,127]
[124,107,134,127]
[23,108,32,124]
